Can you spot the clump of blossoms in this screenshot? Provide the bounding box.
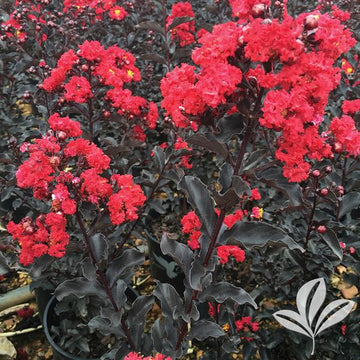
[181,208,248,261]
[166,2,195,47]
[161,3,357,182]
[7,114,145,265]
[41,40,158,141]
[63,0,128,21]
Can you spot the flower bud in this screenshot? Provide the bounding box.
[50,156,61,167]
[319,188,329,196]
[304,15,319,30]
[251,4,266,17]
[312,169,321,177]
[317,225,327,234]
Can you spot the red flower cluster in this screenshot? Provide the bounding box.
[8,114,146,265]
[181,211,201,250]
[63,0,128,21]
[249,10,355,181]
[161,22,243,129]
[7,213,69,266]
[162,3,356,182]
[64,76,93,103]
[329,116,360,157]
[166,2,195,47]
[1,0,46,41]
[228,0,270,19]
[124,353,171,360]
[342,99,360,114]
[217,245,245,264]
[181,209,246,250]
[235,316,259,334]
[42,41,158,140]
[107,175,146,225]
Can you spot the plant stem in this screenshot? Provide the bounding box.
[175,89,263,350]
[305,178,318,249]
[75,211,135,350]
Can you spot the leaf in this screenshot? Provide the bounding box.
[339,192,360,218]
[273,310,312,338]
[55,277,106,301]
[314,299,355,336]
[255,167,303,207]
[212,188,240,210]
[220,221,304,252]
[232,176,252,197]
[160,233,193,274]
[127,295,154,349]
[106,248,144,287]
[141,53,167,64]
[135,21,165,35]
[215,114,245,142]
[178,176,217,238]
[111,279,127,310]
[187,133,228,159]
[154,282,199,322]
[88,316,125,338]
[319,229,343,260]
[167,16,194,31]
[152,145,166,170]
[188,320,225,341]
[219,163,233,192]
[89,233,109,264]
[199,282,257,308]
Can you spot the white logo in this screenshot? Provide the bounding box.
[273,278,354,355]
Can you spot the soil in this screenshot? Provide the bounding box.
[0,271,53,360]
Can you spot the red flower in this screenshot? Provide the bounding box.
[235,316,259,333]
[64,76,93,103]
[48,113,82,138]
[107,175,146,225]
[181,211,201,250]
[109,6,128,21]
[342,99,360,114]
[166,2,195,47]
[217,245,245,264]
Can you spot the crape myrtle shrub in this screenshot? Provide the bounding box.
[1,0,360,359]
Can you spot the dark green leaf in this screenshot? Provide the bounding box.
[160,233,193,274]
[256,167,303,207]
[178,176,217,238]
[199,282,257,308]
[188,320,225,341]
[142,53,167,64]
[339,192,360,218]
[167,16,194,32]
[320,229,342,260]
[106,249,144,287]
[55,277,106,300]
[135,21,165,35]
[127,295,154,348]
[187,133,228,159]
[220,221,304,252]
[89,233,108,264]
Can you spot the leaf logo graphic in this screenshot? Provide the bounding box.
[273,278,354,355]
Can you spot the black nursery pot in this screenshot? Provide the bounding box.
[43,296,98,360]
